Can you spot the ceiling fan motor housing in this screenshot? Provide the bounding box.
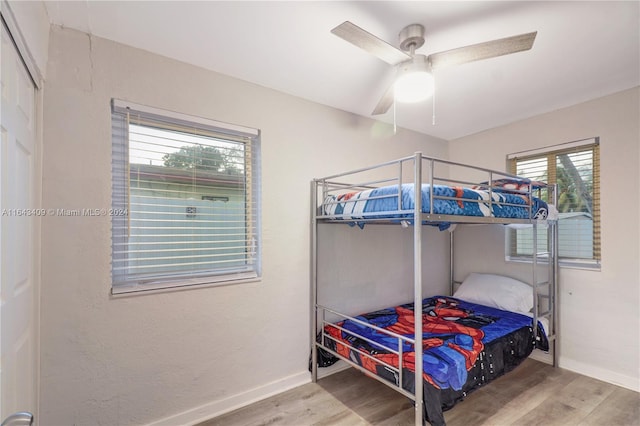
[399,24,425,52]
[398,54,429,73]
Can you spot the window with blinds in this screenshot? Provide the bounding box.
[507,138,600,267]
[111,100,261,293]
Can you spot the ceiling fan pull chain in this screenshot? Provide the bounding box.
[393,97,397,134]
[432,76,436,126]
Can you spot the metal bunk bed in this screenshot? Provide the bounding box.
[310,152,558,426]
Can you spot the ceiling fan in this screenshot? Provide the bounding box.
[331,21,537,115]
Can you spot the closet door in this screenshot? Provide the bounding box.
[0,19,38,424]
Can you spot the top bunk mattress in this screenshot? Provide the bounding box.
[321,183,551,223]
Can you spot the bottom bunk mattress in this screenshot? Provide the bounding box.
[317,296,548,426]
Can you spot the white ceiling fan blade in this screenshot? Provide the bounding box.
[372,81,395,115]
[427,31,537,70]
[331,21,411,66]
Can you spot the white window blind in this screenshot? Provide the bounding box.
[111,100,261,293]
[507,138,600,267]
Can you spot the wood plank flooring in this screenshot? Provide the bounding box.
[198,359,639,426]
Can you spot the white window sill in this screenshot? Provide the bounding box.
[111,273,261,297]
[505,256,601,271]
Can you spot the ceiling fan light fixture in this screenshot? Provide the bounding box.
[394,71,434,103]
[394,55,434,103]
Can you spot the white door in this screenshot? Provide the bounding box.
[1,19,39,425]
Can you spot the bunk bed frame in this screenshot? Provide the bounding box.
[310,152,558,426]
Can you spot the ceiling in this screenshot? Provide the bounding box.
[43,1,639,140]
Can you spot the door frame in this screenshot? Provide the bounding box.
[0,1,43,423]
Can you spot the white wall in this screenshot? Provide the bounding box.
[40,26,448,425]
[449,87,640,391]
[318,224,450,318]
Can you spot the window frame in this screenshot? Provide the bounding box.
[110,99,261,294]
[505,138,600,270]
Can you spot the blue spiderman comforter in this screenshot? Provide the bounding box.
[322,184,549,223]
[319,296,547,425]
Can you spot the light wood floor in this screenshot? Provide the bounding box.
[199,359,639,426]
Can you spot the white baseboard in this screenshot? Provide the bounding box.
[559,357,639,392]
[528,349,638,393]
[146,371,311,426]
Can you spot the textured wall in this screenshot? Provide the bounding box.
[40,26,448,425]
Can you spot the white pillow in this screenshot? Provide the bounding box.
[453,273,533,313]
